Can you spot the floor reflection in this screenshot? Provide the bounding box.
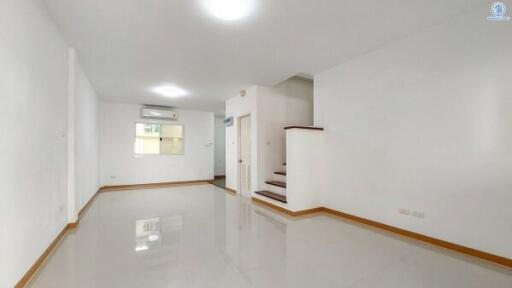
[135,217,161,252]
[135,215,184,253]
[28,184,512,288]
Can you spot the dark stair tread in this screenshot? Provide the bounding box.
[255,190,287,203]
[284,126,324,131]
[266,180,287,188]
[274,171,287,176]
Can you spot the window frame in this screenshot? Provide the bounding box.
[134,122,185,156]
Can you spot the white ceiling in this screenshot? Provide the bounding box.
[44,0,485,114]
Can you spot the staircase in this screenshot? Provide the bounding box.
[255,163,288,203]
[253,126,324,209]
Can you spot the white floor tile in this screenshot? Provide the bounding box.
[28,184,512,288]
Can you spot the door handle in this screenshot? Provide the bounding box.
[238,159,243,163]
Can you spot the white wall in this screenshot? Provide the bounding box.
[225,79,314,195]
[100,102,214,186]
[225,86,258,194]
[0,0,69,286]
[214,116,226,176]
[315,5,512,258]
[72,53,100,213]
[257,77,313,189]
[286,129,324,211]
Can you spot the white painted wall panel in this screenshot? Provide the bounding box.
[225,79,313,195]
[0,0,69,286]
[257,77,313,191]
[314,6,512,257]
[74,56,100,212]
[100,103,214,186]
[286,129,324,211]
[225,86,258,194]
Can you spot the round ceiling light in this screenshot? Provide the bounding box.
[205,0,254,21]
[151,84,189,98]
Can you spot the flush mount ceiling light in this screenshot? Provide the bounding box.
[151,84,188,98]
[204,0,254,21]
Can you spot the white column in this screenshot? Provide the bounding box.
[67,48,77,223]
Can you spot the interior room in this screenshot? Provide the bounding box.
[2,0,512,287]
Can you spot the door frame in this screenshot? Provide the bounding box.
[237,113,251,196]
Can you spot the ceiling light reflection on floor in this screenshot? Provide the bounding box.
[148,234,160,242]
[135,245,149,252]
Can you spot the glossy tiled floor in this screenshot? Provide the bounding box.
[29,184,512,288]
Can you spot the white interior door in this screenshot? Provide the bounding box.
[238,114,251,197]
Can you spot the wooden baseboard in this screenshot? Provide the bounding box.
[15,180,214,287]
[222,187,237,195]
[321,207,512,268]
[251,197,512,268]
[14,189,101,288]
[17,183,511,288]
[214,175,226,179]
[77,188,102,222]
[100,179,213,192]
[15,223,72,288]
[79,180,205,223]
[252,197,323,217]
[206,182,237,196]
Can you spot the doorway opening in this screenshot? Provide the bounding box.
[211,115,226,188]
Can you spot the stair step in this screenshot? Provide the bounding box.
[284,126,324,131]
[266,180,286,188]
[255,190,287,203]
[274,171,286,176]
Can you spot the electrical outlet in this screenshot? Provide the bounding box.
[398,208,411,215]
[413,211,425,218]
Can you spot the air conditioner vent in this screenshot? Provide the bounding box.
[141,106,178,121]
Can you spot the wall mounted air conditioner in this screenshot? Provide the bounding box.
[141,106,178,121]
